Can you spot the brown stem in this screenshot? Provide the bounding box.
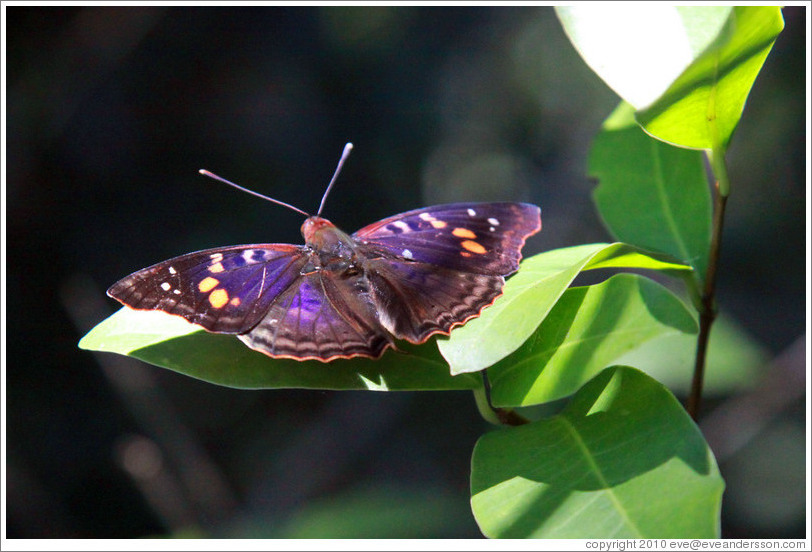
[493,408,531,426]
[687,182,728,420]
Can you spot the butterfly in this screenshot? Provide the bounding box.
[108,144,541,362]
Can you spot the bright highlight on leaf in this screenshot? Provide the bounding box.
[556,6,729,109]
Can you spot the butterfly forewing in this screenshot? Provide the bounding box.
[352,203,541,275]
[107,244,307,333]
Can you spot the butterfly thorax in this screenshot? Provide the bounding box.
[300,216,362,275]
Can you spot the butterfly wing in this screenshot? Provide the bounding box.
[362,258,505,344]
[239,270,393,361]
[352,202,541,275]
[107,244,308,333]
[353,202,541,343]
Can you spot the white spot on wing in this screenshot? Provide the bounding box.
[402,249,413,260]
[173,289,181,295]
[161,282,171,291]
[168,266,177,275]
[489,227,496,232]
[467,208,477,217]
[393,221,409,232]
[419,212,434,221]
[488,217,500,226]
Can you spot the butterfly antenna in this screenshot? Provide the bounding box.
[198,169,310,217]
[317,142,353,216]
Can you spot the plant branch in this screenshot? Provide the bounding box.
[473,372,530,426]
[688,147,730,420]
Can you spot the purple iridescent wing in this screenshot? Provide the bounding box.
[353,202,542,344]
[352,203,541,276]
[239,270,393,361]
[107,244,308,333]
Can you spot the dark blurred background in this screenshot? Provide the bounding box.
[5,6,807,539]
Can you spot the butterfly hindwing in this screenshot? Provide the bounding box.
[363,258,505,344]
[352,202,541,275]
[239,270,392,360]
[107,244,307,333]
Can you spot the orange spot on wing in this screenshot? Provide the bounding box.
[461,240,486,254]
[209,262,225,273]
[199,276,219,292]
[209,288,229,309]
[452,227,476,239]
[430,220,447,229]
[230,296,241,306]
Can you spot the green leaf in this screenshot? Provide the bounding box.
[471,366,724,538]
[557,6,784,149]
[637,7,784,149]
[438,243,692,375]
[79,308,480,391]
[590,105,712,278]
[488,274,697,407]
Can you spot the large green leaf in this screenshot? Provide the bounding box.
[471,366,724,538]
[637,7,784,149]
[438,243,692,375]
[590,104,712,279]
[557,6,784,149]
[79,308,480,391]
[487,274,697,407]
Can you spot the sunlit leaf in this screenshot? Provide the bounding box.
[439,243,692,375]
[557,6,784,149]
[487,274,697,407]
[555,6,731,108]
[637,7,784,149]
[471,366,724,538]
[79,308,480,391]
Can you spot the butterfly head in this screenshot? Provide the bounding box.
[301,216,354,254]
[301,216,332,241]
